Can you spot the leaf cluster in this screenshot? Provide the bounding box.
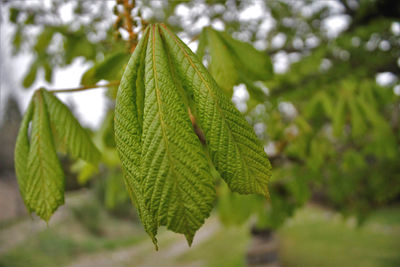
[114,24,271,247]
[14,89,100,221]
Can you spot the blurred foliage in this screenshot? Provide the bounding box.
[4,0,400,230]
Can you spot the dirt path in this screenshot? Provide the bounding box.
[67,218,220,267]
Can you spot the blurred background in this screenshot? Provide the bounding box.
[0,0,399,266]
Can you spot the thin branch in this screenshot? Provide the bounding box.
[122,0,137,52]
[48,81,120,93]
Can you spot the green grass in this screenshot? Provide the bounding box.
[279,205,400,267]
[0,229,79,267]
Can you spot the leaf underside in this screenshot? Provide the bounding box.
[14,89,100,221]
[42,90,100,163]
[26,90,65,221]
[160,25,271,197]
[115,24,271,247]
[197,27,273,99]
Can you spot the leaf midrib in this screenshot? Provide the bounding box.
[160,24,253,187]
[150,25,185,224]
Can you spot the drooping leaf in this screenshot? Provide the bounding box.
[332,93,347,137]
[81,52,130,85]
[9,8,20,23]
[43,62,53,83]
[14,101,34,210]
[64,33,96,64]
[141,25,215,245]
[22,62,38,88]
[160,24,271,198]
[218,30,273,82]
[207,28,238,97]
[102,109,116,148]
[199,28,273,104]
[26,90,65,221]
[217,183,263,225]
[70,160,99,185]
[34,28,55,54]
[105,171,129,210]
[196,30,208,61]
[41,90,100,163]
[114,27,158,246]
[348,94,367,139]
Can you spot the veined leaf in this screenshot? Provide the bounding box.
[41,90,100,163]
[141,25,215,245]
[14,101,34,210]
[160,24,271,198]
[114,27,158,246]
[26,90,65,221]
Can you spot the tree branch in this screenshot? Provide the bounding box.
[48,81,120,93]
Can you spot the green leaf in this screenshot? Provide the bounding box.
[81,52,130,85]
[34,28,54,53]
[23,62,38,88]
[207,28,238,97]
[332,93,347,137]
[217,183,263,225]
[9,8,20,23]
[26,90,65,221]
[70,160,99,185]
[214,29,273,81]
[41,90,100,163]
[102,109,116,148]
[140,25,215,245]
[14,101,34,210]
[105,171,129,209]
[160,24,271,198]
[64,33,96,64]
[196,30,208,61]
[114,27,158,246]
[43,62,53,83]
[348,95,367,139]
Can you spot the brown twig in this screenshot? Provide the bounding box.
[122,0,137,52]
[48,81,120,93]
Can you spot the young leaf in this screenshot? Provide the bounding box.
[218,30,273,81]
[26,90,65,221]
[81,52,130,85]
[207,28,238,97]
[14,101,34,210]
[160,24,271,198]
[34,28,54,53]
[23,62,38,88]
[114,27,158,246]
[196,30,208,61]
[41,90,100,163]
[141,25,215,245]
